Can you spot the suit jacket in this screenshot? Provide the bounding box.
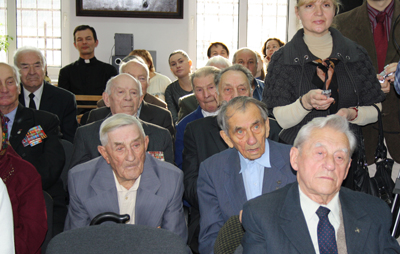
[87,101,175,138]
[241,182,400,254]
[175,106,204,169]
[19,82,78,143]
[10,104,65,192]
[64,154,188,240]
[69,117,174,169]
[197,139,296,254]
[177,93,198,122]
[334,0,400,163]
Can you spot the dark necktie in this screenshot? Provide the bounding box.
[316,206,338,254]
[3,116,9,142]
[29,93,36,110]
[374,12,388,73]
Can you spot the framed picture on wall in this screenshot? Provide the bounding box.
[76,0,184,19]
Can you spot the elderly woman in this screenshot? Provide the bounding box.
[263,0,385,146]
[166,50,193,123]
[0,111,47,253]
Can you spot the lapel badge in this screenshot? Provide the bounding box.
[355,228,360,233]
[17,129,22,135]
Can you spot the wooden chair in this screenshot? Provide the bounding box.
[75,95,103,123]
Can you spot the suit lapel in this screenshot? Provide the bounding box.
[279,184,316,254]
[340,190,371,254]
[39,82,52,110]
[18,88,26,107]
[10,104,34,150]
[135,154,166,227]
[139,101,154,122]
[87,158,119,215]
[223,150,247,212]
[262,140,287,193]
[210,116,228,151]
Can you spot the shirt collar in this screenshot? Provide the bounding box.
[113,171,141,191]
[79,56,97,64]
[202,108,220,117]
[23,82,44,101]
[299,185,341,227]
[367,0,394,19]
[239,138,271,173]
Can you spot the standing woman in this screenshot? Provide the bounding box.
[166,50,193,123]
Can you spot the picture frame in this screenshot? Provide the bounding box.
[76,0,184,19]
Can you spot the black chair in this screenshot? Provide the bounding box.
[46,224,192,254]
[41,191,53,253]
[90,212,130,225]
[60,139,73,191]
[214,215,244,254]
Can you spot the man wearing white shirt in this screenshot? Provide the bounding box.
[241,115,400,253]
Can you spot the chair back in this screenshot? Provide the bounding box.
[214,215,244,254]
[41,191,53,253]
[75,95,103,110]
[46,224,191,254]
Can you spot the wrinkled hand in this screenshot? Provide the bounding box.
[336,108,356,121]
[302,89,335,110]
[378,76,391,93]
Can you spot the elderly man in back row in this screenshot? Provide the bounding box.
[65,113,187,239]
[241,115,400,253]
[70,72,173,169]
[197,97,296,254]
[175,66,220,169]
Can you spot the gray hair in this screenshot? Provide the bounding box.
[232,48,258,70]
[215,64,253,91]
[99,113,145,146]
[190,66,221,90]
[119,58,150,83]
[294,115,357,156]
[14,46,46,70]
[0,63,20,89]
[104,73,142,97]
[206,56,232,69]
[217,96,268,136]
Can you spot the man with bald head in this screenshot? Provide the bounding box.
[232,48,265,101]
[0,62,66,235]
[70,73,174,169]
[86,59,174,138]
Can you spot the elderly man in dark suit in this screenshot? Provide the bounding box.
[241,115,400,253]
[334,0,400,179]
[197,97,295,254]
[86,58,174,138]
[14,46,78,143]
[65,113,187,240]
[0,62,66,235]
[70,73,173,169]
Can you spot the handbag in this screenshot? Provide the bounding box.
[353,105,395,206]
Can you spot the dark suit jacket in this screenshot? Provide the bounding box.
[241,182,400,253]
[87,101,175,138]
[65,154,188,240]
[177,93,198,122]
[10,104,65,192]
[334,0,400,163]
[19,82,78,143]
[197,139,296,254]
[69,117,174,169]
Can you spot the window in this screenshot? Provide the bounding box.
[0,0,62,68]
[196,0,289,67]
[16,0,62,66]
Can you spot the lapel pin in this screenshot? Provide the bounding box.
[17,129,22,135]
[355,228,360,233]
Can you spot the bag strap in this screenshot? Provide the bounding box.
[371,104,387,160]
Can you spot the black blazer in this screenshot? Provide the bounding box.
[19,82,78,143]
[69,117,174,169]
[10,104,65,192]
[87,101,175,138]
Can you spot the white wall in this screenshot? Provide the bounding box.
[63,0,191,80]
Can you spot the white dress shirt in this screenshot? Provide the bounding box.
[299,186,341,254]
[23,83,44,109]
[113,172,141,225]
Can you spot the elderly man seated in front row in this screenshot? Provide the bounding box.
[241,115,400,253]
[64,113,187,240]
[197,96,296,254]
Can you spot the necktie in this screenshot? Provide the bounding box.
[316,206,338,254]
[374,12,388,73]
[3,116,9,143]
[29,93,36,110]
[395,60,400,95]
